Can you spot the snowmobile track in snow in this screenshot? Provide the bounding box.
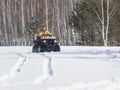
[16,53,27,72]
[0,53,27,83]
[32,53,53,84]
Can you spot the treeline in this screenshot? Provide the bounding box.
[69,0,120,46]
[0,0,120,46]
[0,0,77,46]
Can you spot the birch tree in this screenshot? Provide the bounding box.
[1,0,9,45]
[0,0,77,46]
[94,0,120,46]
[69,0,120,46]
[44,0,48,30]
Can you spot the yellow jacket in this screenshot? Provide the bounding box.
[38,30,51,39]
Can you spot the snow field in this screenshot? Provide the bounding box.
[0,46,120,90]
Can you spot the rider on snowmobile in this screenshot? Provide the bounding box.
[38,27,51,39]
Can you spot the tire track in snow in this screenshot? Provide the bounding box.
[33,53,53,84]
[0,53,27,83]
[15,53,27,72]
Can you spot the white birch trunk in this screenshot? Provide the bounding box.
[31,0,34,17]
[101,0,106,46]
[69,0,75,45]
[14,0,19,45]
[45,0,48,30]
[56,0,61,41]
[105,0,110,46]
[21,0,25,45]
[1,0,9,45]
[7,0,14,45]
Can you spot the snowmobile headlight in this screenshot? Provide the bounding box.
[43,40,46,43]
[54,40,57,43]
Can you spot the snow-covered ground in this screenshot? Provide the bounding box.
[0,46,120,90]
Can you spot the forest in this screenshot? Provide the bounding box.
[0,0,120,46]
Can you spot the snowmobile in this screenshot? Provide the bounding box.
[32,36,60,52]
